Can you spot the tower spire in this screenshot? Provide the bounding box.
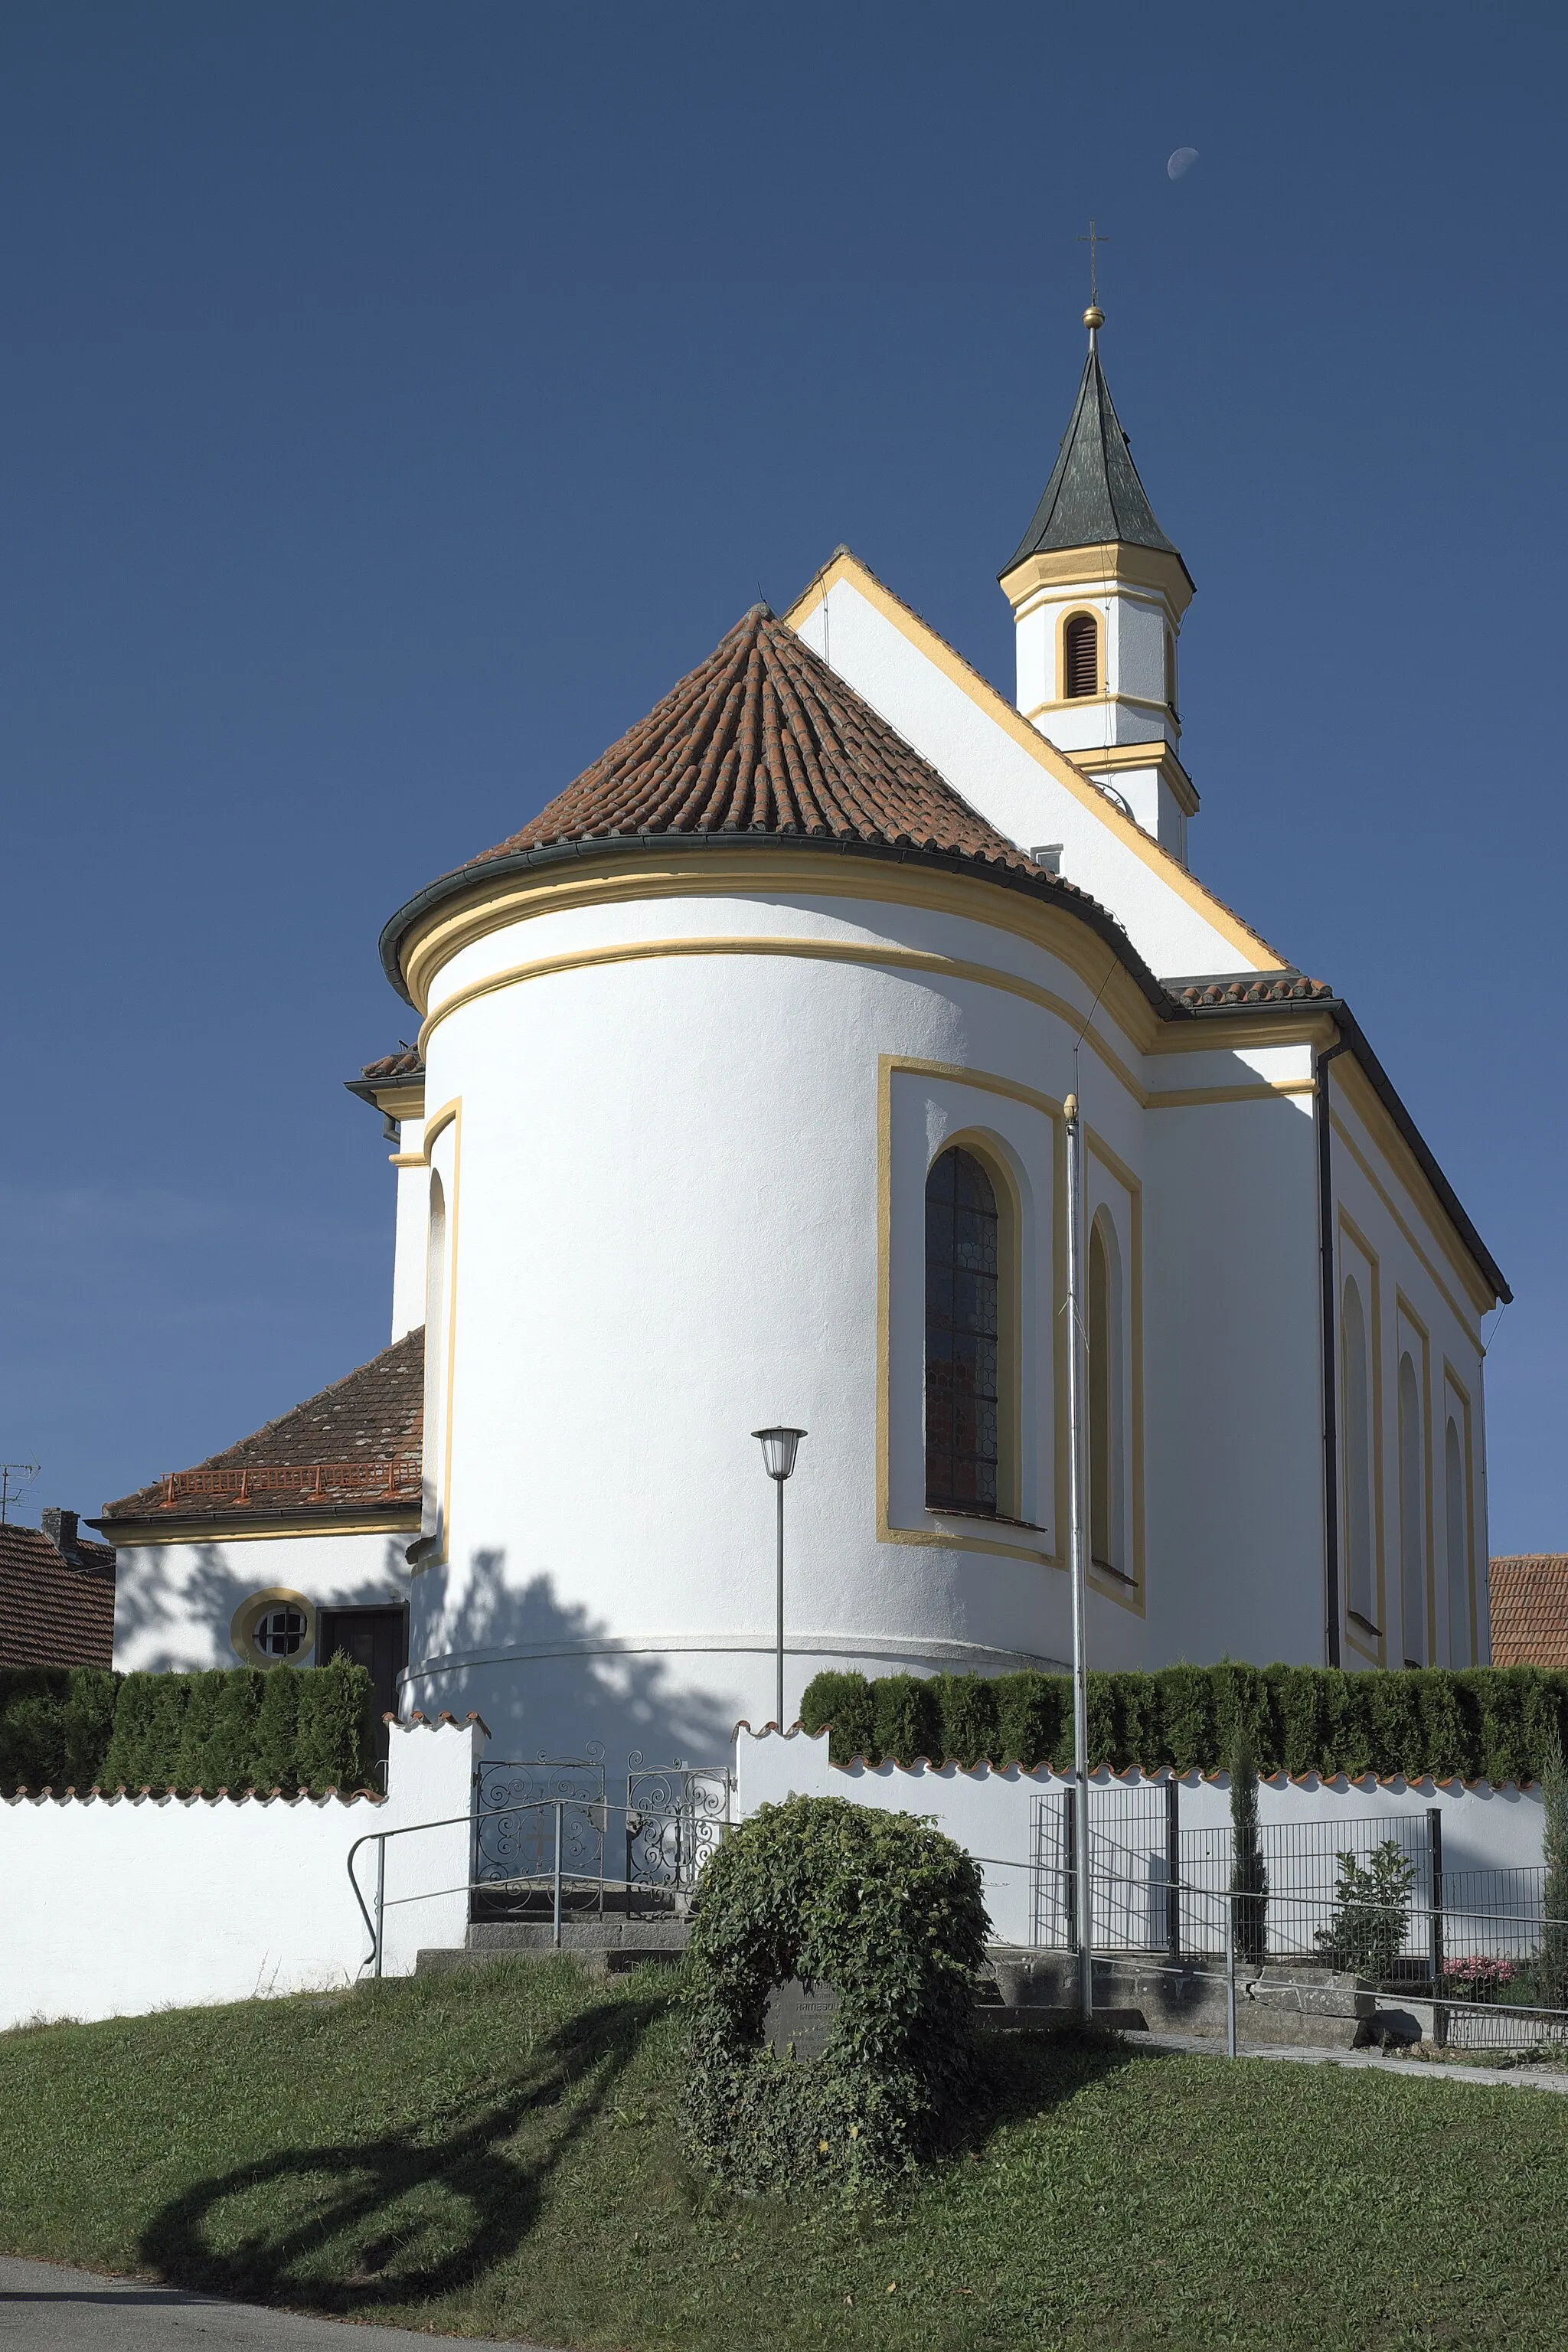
[998,305,1197,864]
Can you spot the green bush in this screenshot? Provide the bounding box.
[1314,1843,1416,1985]
[11,1661,377,1798]
[799,1664,1568,1785]
[683,1794,988,2197]
[0,1667,121,1796]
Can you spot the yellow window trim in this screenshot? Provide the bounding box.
[1339,1210,1388,1667]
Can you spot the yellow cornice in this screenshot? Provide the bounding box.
[371,1081,426,1122]
[402,846,1158,1040]
[998,541,1194,621]
[779,547,1277,972]
[103,1512,420,1547]
[1066,737,1199,819]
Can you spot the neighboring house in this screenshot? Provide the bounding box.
[95,1334,421,1723]
[91,305,1508,1763]
[0,1511,116,1669]
[1488,1557,1568,1668]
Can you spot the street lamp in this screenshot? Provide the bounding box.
[753,1427,806,1733]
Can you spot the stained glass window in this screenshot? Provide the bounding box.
[925,1146,999,1513]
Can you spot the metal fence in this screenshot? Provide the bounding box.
[1027,1779,1567,2055]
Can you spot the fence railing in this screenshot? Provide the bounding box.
[157,1455,421,1507]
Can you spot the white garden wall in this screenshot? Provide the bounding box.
[736,1728,1546,1948]
[0,1717,480,2034]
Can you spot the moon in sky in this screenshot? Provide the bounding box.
[1167,146,1199,180]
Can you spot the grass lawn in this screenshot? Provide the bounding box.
[0,1958,1563,2350]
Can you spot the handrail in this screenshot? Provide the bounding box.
[346,1793,726,1977]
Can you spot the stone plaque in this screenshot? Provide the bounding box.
[763,1976,839,2061]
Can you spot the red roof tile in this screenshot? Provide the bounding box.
[1489,1556,1568,1668]
[0,1521,116,1669]
[100,1329,424,1529]
[467,603,1065,880]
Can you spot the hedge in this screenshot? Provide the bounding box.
[799,1664,1568,1786]
[684,1794,988,2196]
[0,1658,378,1798]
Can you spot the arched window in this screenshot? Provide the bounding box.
[1165,626,1178,714]
[924,1147,999,1514]
[1088,1213,1123,1572]
[1341,1277,1375,1626]
[1397,1352,1425,1666]
[1446,1416,1470,1667]
[1063,612,1098,699]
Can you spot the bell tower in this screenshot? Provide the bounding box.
[999,306,1197,863]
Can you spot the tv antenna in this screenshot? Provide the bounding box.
[0,1462,40,1524]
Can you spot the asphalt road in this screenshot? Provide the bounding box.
[0,2257,553,2350]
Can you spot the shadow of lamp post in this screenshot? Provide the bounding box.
[753,1427,806,1733]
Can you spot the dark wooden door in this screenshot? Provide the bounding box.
[315,1606,409,1748]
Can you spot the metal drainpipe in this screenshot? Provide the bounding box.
[1315,1037,1351,1668]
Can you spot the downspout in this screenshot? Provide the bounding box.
[1315,1037,1351,1667]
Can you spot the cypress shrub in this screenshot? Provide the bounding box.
[798,1671,875,1763]
[62,1668,119,1788]
[871,1674,941,1767]
[1229,1726,1269,1968]
[202,1668,269,1792]
[799,1663,1568,1782]
[1085,1671,1121,1769]
[101,1671,191,1792]
[934,1674,1001,1769]
[251,1665,302,1792]
[1155,1664,1217,1772]
[174,1670,230,1793]
[1536,1734,1568,2008]
[295,1656,373,1792]
[995,1671,1069,1770]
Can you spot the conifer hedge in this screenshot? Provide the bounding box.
[0,1658,377,1798]
[799,1663,1568,1787]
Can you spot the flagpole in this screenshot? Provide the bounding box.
[1064,1086,1093,2019]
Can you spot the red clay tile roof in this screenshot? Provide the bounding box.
[100,1328,424,1528]
[360,1047,424,1082]
[1488,1556,1568,1668]
[468,604,1054,874]
[0,1521,116,1668]
[1173,975,1337,1011]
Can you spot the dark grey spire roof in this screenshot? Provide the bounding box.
[1003,344,1181,574]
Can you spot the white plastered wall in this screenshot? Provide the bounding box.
[390,1112,429,1342]
[398,874,1346,1763]
[1327,1075,1492,1672]
[0,1719,480,2031]
[113,1528,413,1674]
[789,573,1263,979]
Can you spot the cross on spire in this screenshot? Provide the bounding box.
[1077,219,1109,307]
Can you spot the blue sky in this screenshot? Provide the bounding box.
[2,2,1563,1552]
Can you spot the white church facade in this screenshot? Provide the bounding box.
[99,315,1509,1762]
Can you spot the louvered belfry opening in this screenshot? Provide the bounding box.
[924,1145,1000,1514]
[1063,611,1098,699]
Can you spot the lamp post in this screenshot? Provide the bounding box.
[753,1427,806,1733]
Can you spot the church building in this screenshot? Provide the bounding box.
[99,309,1509,1762]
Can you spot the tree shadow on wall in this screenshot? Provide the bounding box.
[136,1974,662,2318]
[113,1537,412,1672]
[416,1548,739,1765]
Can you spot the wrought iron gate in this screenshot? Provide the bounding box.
[472,1750,732,1921]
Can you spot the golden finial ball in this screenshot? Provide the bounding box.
[1083,304,1104,331]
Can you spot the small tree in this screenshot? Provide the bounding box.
[1229,1727,1269,1968]
[1315,1842,1416,1985]
[1535,1733,1568,2010]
